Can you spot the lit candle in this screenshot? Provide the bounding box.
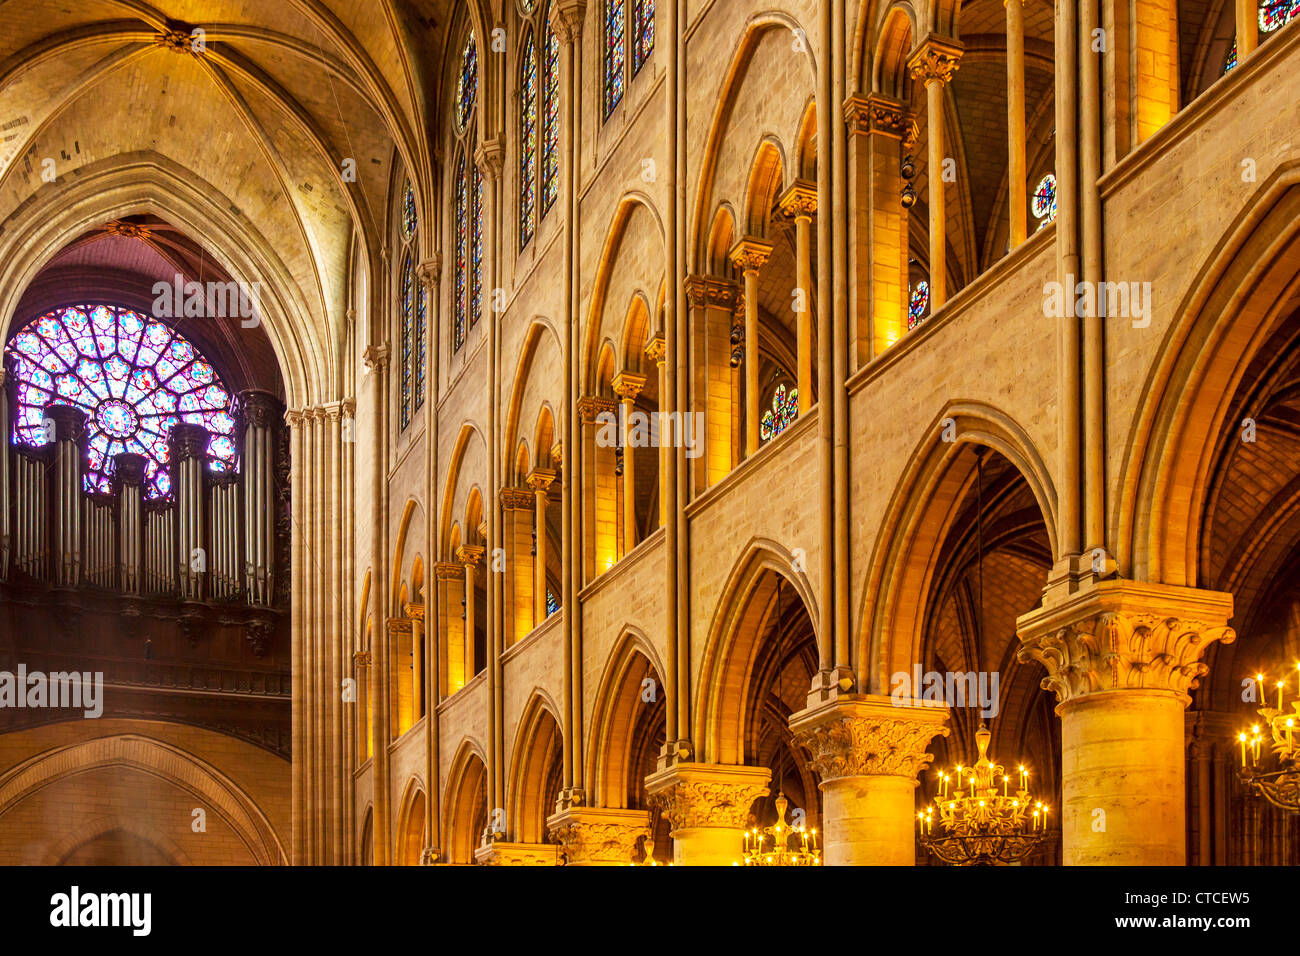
[1240,732,1248,767]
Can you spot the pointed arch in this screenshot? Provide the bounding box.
[443,737,489,864]
[586,628,668,809]
[506,691,565,844]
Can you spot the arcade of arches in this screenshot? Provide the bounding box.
[0,0,1297,866]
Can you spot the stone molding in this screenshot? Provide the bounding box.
[684,275,740,310]
[644,763,771,830]
[473,841,558,866]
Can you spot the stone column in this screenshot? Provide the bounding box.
[683,277,740,492]
[405,601,425,719]
[578,395,617,578]
[435,561,465,697]
[775,181,817,413]
[611,370,645,555]
[644,336,667,528]
[547,806,651,866]
[791,695,949,866]
[526,469,555,625]
[1017,580,1235,865]
[1236,0,1258,61]
[728,237,774,456]
[844,95,916,361]
[500,488,535,644]
[1006,0,1028,247]
[645,763,771,866]
[456,544,484,677]
[906,37,963,311]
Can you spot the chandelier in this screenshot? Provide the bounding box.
[918,723,1049,865]
[1237,666,1300,812]
[740,792,821,866]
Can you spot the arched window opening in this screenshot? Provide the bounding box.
[452,31,483,353]
[1223,0,1299,73]
[759,376,798,444]
[396,179,423,430]
[1032,173,1058,229]
[520,2,563,248]
[603,0,655,121]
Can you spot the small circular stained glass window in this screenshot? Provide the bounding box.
[1032,173,1058,227]
[908,280,930,331]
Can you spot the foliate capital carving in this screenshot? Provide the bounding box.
[403,601,425,622]
[283,409,304,428]
[728,236,775,275]
[1016,580,1236,708]
[435,561,463,582]
[547,807,650,865]
[353,650,373,667]
[775,179,818,221]
[644,335,666,366]
[456,544,486,568]
[500,487,534,511]
[577,395,617,425]
[526,468,556,495]
[644,763,771,831]
[387,617,413,636]
[611,370,646,402]
[907,35,964,86]
[684,275,740,310]
[549,0,587,44]
[844,93,918,147]
[363,344,390,372]
[475,138,506,181]
[790,695,950,781]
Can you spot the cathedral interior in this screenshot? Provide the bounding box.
[0,0,1298,868]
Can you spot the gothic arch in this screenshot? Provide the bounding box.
[0,733,286,865]
[395,778,428,865]
[694,538,821,764]
[439,421,488,557]
[585,627,668,809]
[1119,166,1300,586]
[42,815,194,866]
[443,738,489,864]
[860,401,1058,692]
[506,690,565,844]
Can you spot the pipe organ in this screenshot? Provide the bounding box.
[0,382,286,611]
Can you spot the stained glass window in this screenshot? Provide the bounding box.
[760,382,798,443]
[908,281,930,331]
[546,590,559,616]
[604,0,626,118]
[402,182,417,240]
[1032,173,1058,228]
[632,0,655,75]
[520,31,539,248]
[454,149,467,352]
[471,162,484,328]
[1224,0,1299,72]
[543,21,561,216]
[415,284,427,411]
[399,253,414,429]
[456,33,478,131]
[6,305,236,499]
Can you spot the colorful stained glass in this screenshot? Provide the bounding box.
[546,590,559,616]
[5,305,236,498]
[454,150,468,352]
[415,284,427,411]
[456,33,478,131]
[604,0,626,118]
[1032,173,1058,227]
[632,0,655,75]
[402,181,417,239]
[760,382,799,443]
[400,254,413,429]
[542,17,561,214]
[520,30,539,248]
[471,161,484,328]
[1224,38,1238,72]
[908,281,930,331]
[1261,0,1300,31]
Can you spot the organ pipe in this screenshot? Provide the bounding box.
[46,405,85,588]
[170,423,209,602]
[241,390,278,607]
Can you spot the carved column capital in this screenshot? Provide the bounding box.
[1016,580,1236,709]
[386,617,413,636]
[403,601,425,622]
[644,763,771,831]
[526,468,556,494]
[417,256,442,289]
[644,335,666,366]
[500,487,534,511]
[577,395,617,425]
[474,138,506,181]
[790,695,950,781]
[434,561,463,582]
[353,650,372,667]
[546,807,650,865]
[844,93,918,147]
[728,236,775,275]
[363,344,390,373]
[775,179,818,221]
[549,0,587,44]
[473,842,558,866]
[684,274,740,310]
[456,544,486,568]
[611,370,646,402]
[906,35,965,86]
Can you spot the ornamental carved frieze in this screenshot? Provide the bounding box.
[843,94,919,148]
[244,620,274,658]
[547,808,649,865]
[434,561,463,582]
[906,35,964,86]
[499,487,534,511]
[683,275,740,311]
[793,709,949,781]
[1018,608,1236,707]
[645,765,771,831]
[577,395,617,425]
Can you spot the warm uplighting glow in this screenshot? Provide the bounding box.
[919,723,1049,865]
[1236,665,1300,812]
[740,792,820,866]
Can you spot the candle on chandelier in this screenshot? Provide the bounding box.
[1239,732,1248,767]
